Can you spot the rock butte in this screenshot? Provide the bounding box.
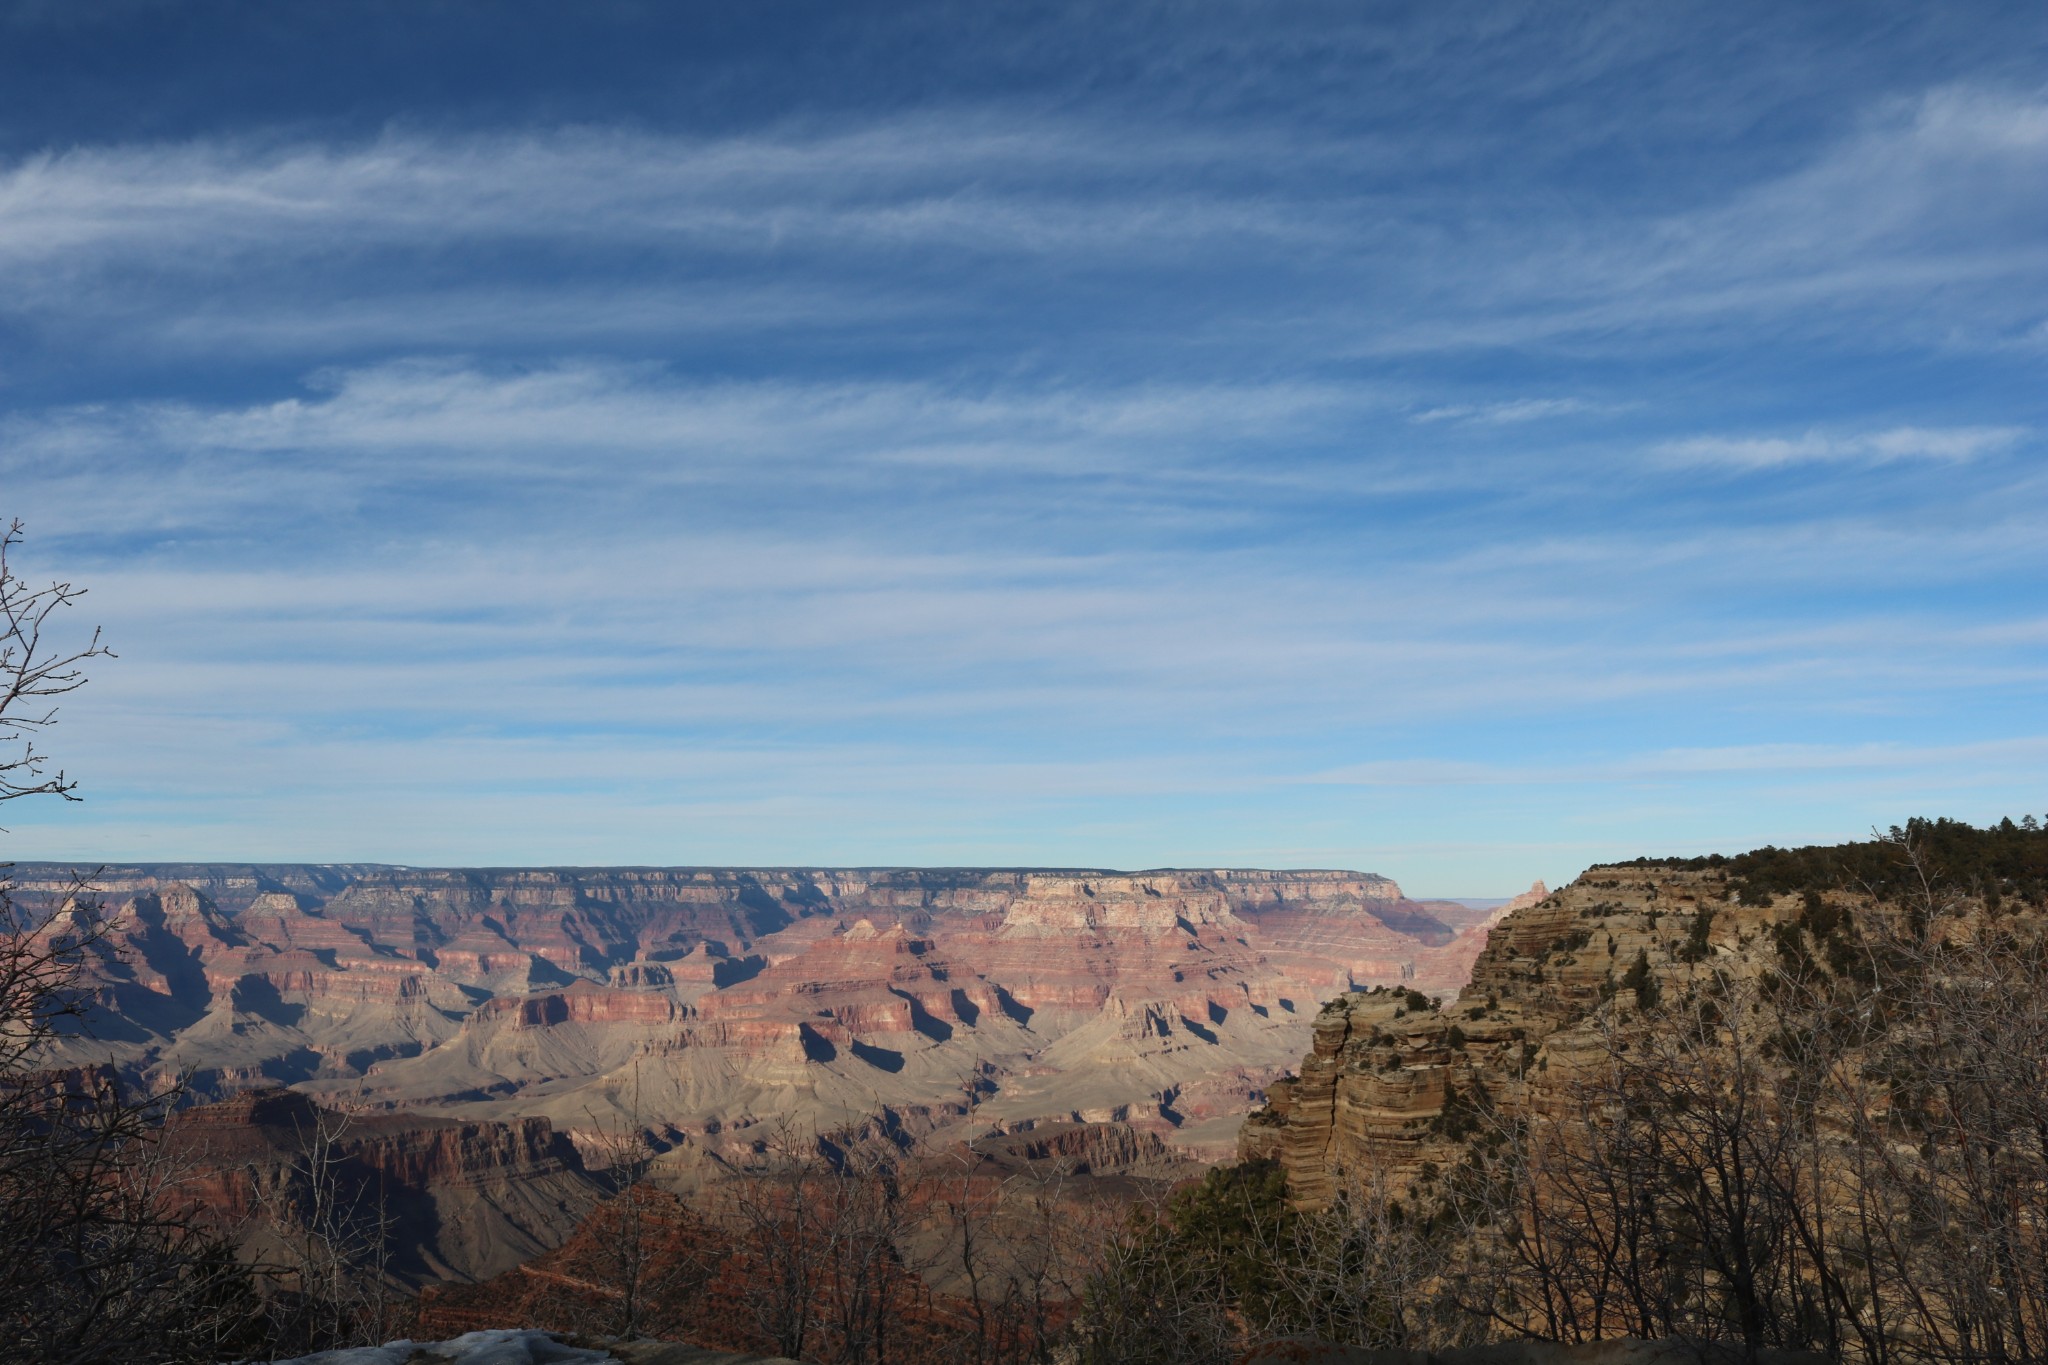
[21,864,1535,1173]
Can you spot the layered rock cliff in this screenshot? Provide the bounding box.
[18,863,1503,1162]
[1241,866,1781,1206]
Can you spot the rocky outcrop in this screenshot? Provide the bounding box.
[1242,866,1790,1207]
[961,1117,1181,1174]
[1239,988,1463,1207]
[485,982,680,1029]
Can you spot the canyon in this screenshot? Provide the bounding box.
[25,827,2037,1360]
[19,863,1531,1239]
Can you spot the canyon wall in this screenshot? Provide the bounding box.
[17,863,1503,1162]
[1241,865,1793,1207]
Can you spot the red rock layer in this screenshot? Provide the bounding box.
[19,862,1517,1176]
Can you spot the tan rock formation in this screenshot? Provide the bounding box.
[1241,865,1824,1207]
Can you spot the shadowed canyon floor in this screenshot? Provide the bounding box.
[23,866,1537,1179]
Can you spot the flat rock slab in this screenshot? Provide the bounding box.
[265,1330,804,1365]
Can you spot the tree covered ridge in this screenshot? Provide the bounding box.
[1626,815,2048,908]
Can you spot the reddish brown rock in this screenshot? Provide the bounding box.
[22,862,1526,1179]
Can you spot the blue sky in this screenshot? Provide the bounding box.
[3,1,2045,893]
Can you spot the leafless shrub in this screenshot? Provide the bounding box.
[241,1103,403,1353]
[0,520,110,816]
[577,1066,718,1340]
[716,1119,923,1365]
[1067,1157,1467,1365]
[1252,1177,1466,1351]
[1817,850,2048,1365]
[0,522,263,1363]
[1071,1176,1233,1365]
[1470,978,1832,1355]
[924,1144,1105,1365]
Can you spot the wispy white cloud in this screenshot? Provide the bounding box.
[1409,398,1605,425]
[35,506,2042,781]
[1337,84,2048,356]
[2,84,2044,363]
[5,355,2040,776]
[0,119,1336,275]
[1660,424,2027,468]
[9,359,1365,465]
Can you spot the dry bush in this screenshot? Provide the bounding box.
[1069,1158,1467,1365]
[237,1102,407,1354]
[0,521,269,1363]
